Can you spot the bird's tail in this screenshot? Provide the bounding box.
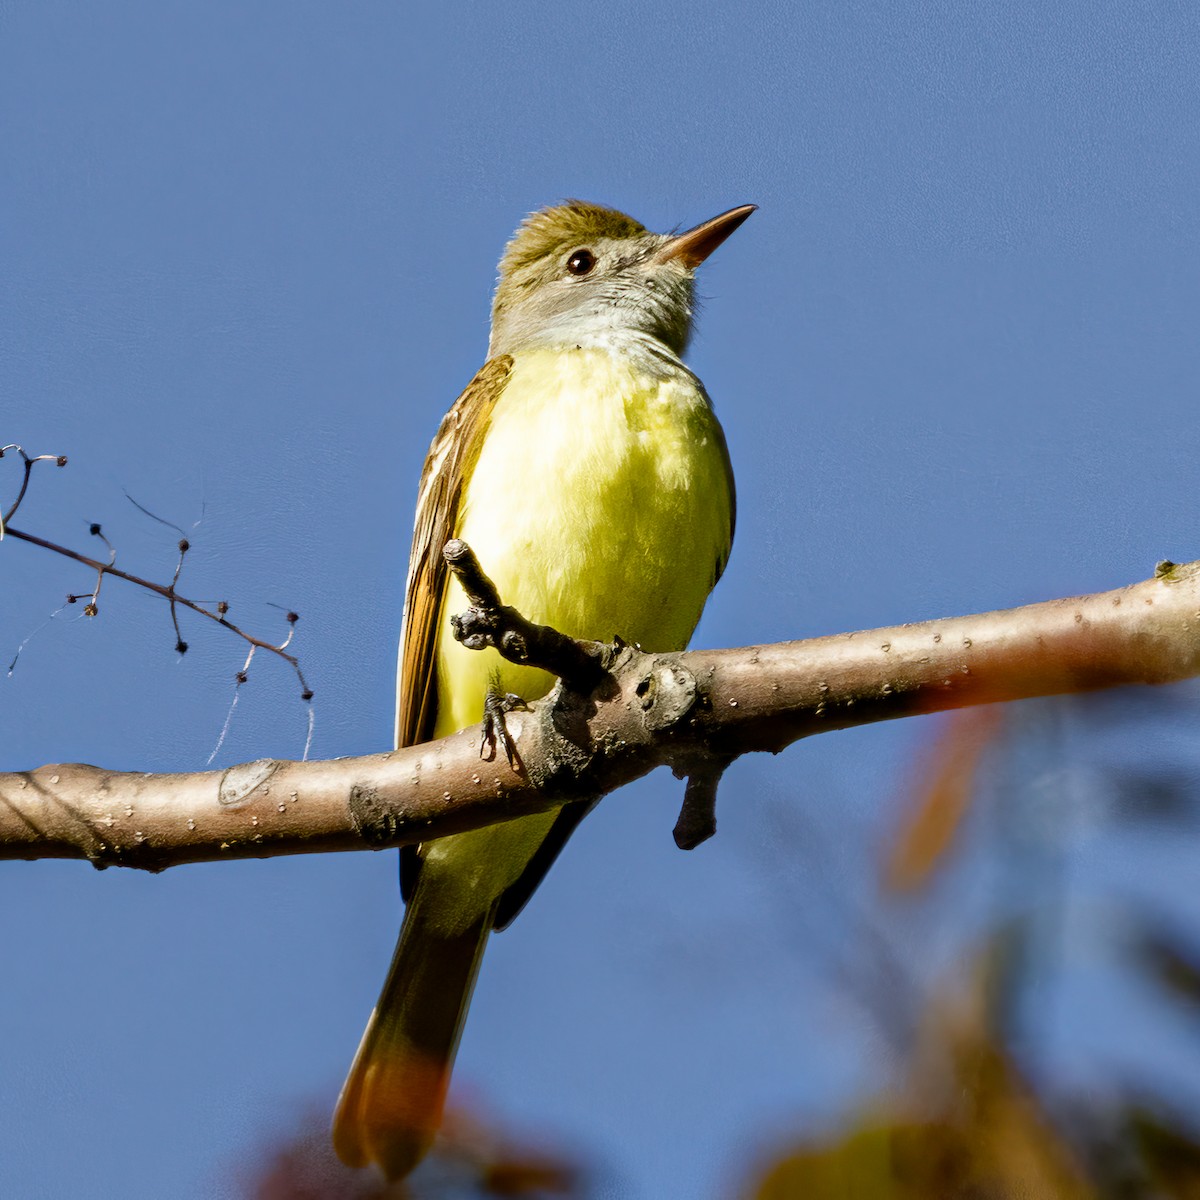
[332,878,491,1181]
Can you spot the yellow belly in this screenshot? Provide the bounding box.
[432,345,733,738]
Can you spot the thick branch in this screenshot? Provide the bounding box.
[4,560,1199,871]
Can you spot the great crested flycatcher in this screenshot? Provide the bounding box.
[333,200,753,1180]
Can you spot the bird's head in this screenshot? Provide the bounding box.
[489,201,755,359]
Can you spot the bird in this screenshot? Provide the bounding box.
[332,198,754,1180]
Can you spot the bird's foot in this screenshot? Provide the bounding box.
[480,685,529,768]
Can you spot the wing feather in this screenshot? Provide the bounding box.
[395,356,514,750]
[711,415,737,587]
[397,357,513,902]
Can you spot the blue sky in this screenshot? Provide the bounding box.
[4,2,1200,1196]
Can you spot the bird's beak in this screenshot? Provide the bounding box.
[652,204,757,268]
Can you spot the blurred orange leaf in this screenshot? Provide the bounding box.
[884,707,1003,893]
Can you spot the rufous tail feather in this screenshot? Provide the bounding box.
[332,876,491,1181]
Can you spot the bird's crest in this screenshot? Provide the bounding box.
[498,201,647,278]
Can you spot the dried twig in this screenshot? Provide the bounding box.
[1,444,312,699]
[444,539,611,689]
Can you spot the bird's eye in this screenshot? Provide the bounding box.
[566,249,596,276]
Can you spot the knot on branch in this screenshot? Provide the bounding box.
[349,783,408,848]
[636,659,699,731]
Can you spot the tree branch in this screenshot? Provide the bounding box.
[4,559,1199,872]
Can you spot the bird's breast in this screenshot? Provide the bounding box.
[433,346,732,738]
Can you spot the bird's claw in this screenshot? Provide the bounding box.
[480,686,529,768]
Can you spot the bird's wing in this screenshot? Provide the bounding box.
[395,355,514,750]
[396,356,513,903]
[711,401,738,587]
